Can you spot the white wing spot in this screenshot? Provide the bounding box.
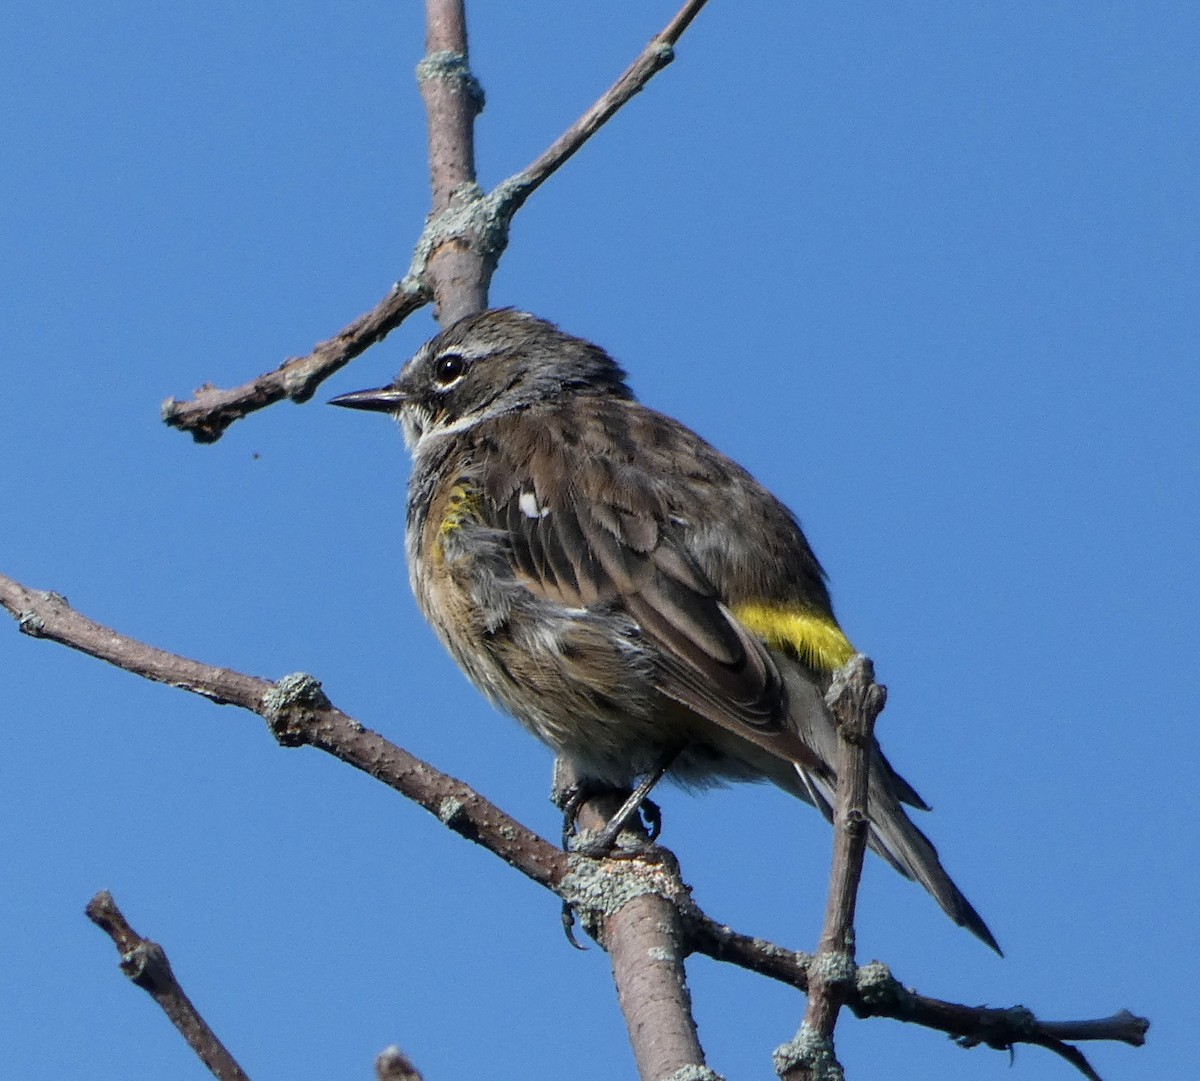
[519,491,551,519]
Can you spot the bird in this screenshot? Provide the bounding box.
[330,308,999,953]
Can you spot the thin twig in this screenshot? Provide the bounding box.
[0,572,1148,1078]
[776,656,882,1081]
[492,0,711,218]
[689,917,1147,1067]
[85,891,252,1081]
[161,284,426,444]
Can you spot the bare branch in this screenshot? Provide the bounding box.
[161,0,711,444]
[776,657,882,1081]
[690,918,1146,1075]
[565,778,711,1079]
[162,284,427,444]
[0,573,566,887]
[1040,1011,1149,1045]
[419,0,490,324]
[85,891,252,1081]
[607,887,715,1080]
[0,578,265,706]
[1,572,1147,1077]
[493,0,711,220]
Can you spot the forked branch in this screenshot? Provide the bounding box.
[162,0,711,443]
[0,573,1147,1079]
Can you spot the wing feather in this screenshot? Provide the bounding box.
[463,399,991,949]
[478,441,830,777]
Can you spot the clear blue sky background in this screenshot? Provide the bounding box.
[2,4,1195,1079]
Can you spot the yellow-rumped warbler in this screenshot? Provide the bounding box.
[332,308,998,953]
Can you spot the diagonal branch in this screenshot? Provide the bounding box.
[160,286,427,445]
[0,571,1148,1079]
[0,574,564,888]
[490,0,710,220]
[691,918,1147,1077]
[86,891,252,1081]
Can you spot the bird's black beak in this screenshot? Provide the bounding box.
[328,386,408,413]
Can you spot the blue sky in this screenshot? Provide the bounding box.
[2,3,1196,1078]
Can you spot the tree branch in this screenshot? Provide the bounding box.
[776,657,882,1081]
[160,285,427,445]
[691,918,1147,1078]
[161,0,711,444]
[418,0,490,324]
[563,774,712,1080]
[0,571,1148,1078]
[490,0,710,220]
[85,891,252,1081]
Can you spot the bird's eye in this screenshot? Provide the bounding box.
[433,353,466,386]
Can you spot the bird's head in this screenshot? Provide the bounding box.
[330,308,631,449]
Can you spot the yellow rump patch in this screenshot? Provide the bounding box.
[732,601,855,671]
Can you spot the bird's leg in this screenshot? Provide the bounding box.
[569,745,682,858]
[555,776,659,850]
[552,747,683,947]
[554,776,612,849]
[639,793,663,842]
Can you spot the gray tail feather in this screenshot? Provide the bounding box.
[798,766,1001,954]
[779,660,1000,952]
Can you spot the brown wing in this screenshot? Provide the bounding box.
[475,407,831,776]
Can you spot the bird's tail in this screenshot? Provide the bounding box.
[781,662,1002,954]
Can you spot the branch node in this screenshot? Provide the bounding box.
[773,1022,844,1081]
[17,610,45,636]
[810,950,856,991]
[262,671,331,746]
[437,796,467,827]
[851,960,908,1011]
[560,851,692,942]
[824,653,885,729]
[415,50,485,114]
[488,174,535,222]
[17,592,68,636]
[84,889,252,1081]
[281,357,331,402]
[120,939,176,993]
[400,183,511,297]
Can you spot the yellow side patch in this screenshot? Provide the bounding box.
[439,484,480,538]
[732,601,855,671]
[433,484,481,563]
